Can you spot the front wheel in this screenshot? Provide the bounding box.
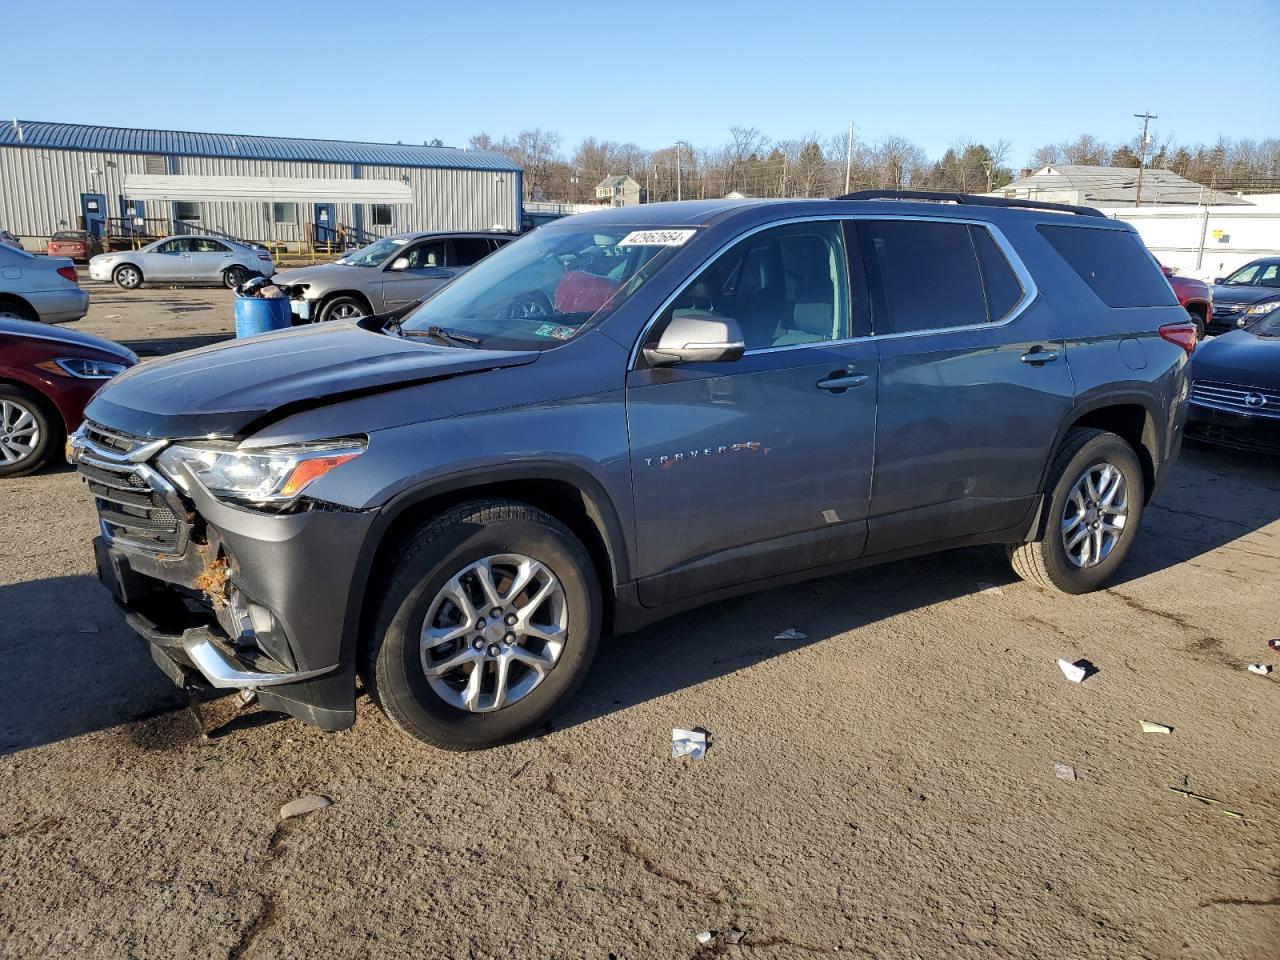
[1008,428,1145,594]
[0,386,59,477]
[113,264,142,290]
[318,295,368,323]
[363,499,602,749]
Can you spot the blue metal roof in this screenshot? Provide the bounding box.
[1,120,522,173]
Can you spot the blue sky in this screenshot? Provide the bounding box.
[10,0,1278,165]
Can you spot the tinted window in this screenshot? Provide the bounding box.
[192,238,229,253]
[452,237,493,266]
[1038,225,1174,308]
[655,220,851,351]
[972,226,1023,321]
[866,220,986,334]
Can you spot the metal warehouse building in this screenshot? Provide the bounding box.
[0,120,523,250]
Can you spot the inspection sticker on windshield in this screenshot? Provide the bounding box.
[619,229,696,247]
[534,323,576,340]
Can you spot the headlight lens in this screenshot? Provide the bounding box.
[36,357,130,379]
[1244,301,1280,316]
[157,439,365,506]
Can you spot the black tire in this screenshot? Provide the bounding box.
[1188,309,1206,341]
[0,384,61,478]
[1007,428,1145,594]
[0,300,37,323]
[318,294,369,323]
[113,264,143,290]
[363,499,602,750]
[223,266,249,289]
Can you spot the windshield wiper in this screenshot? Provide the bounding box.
[401,325,484,346]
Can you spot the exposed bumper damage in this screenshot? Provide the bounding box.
[72,422,377,731]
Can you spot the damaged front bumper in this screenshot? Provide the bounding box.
[71,423,377,731]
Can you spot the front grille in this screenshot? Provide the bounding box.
[1189,380,1280,420]
[77,421,187,553]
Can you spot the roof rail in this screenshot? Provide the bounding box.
[832,189,1108,219]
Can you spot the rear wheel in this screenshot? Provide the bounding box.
[318,295,368,323]
[363,499,602,750]
[1008,428,1145,594]
[0,300,36,323]
[223,265,249,289]
[1187,308,1206,341]
[0,385,59,478]
[113,264,142,290]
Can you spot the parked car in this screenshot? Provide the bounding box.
[0,229,23,250]
[88,236,274,290]
[1160,264,1211,339]
[0,242,89,324]
[47,229,103,262]
[71,194,1196,749]
[272,231,517,323]
[1,317,136,476]
[1185,312,1280,454]
[1207,257,1280,334]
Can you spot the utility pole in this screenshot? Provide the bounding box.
[984,160,994,193]
[844,121,856,194]
[1133,111,1157,207]
[676,142,682,202]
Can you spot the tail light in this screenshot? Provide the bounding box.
[258,252,272,261]
[56,265,78,283]
[1159,321,1197,355]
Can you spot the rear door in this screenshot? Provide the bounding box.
[627,219,879,606]
[188,238,233,280]
[380,238,449,311]
[860,217,1074,553]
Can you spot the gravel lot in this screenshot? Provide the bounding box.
[1,284,1278,959]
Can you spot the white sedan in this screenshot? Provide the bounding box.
[89,236,274,290]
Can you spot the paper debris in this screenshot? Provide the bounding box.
[1270,639,1280,652]
[774,627,807,641]
[279,794,332,820]
[696,931,713,945]
[1168,787,1248,821]
[1140,721,1173,734]
[672,728,707,759]
[1057,658,1087,683]
[1247,663,1273,675]
[1054,763,1077,781]
[104,314,122,319]
[726,928,746,945]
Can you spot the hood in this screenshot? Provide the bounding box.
[1191,328,1280,389]
[272,261,366,287]
[1211,284,1280,306]
[85,321,538,439]
[0,316,136,362]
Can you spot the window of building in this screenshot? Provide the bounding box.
[1037,224,1174,308]
[654,220,851,351]
[272,202,298,225]
[864,220,987,334]
[144,155,166,175]
[174,201,200,222]
[971,226,1024,322]
[371,204,393,227]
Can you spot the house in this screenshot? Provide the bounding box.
[594,174,645,206]
[995,164,1249,208]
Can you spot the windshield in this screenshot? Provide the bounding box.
[1223,262,1280,287]
[1254,313,1280,337]
[340,236,411,268]
[52,231,84,240]
[399,225,694,350]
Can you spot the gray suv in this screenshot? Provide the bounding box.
[71,192,1197,749]
[272,231,517,323]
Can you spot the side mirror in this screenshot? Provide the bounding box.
[643,313,746,367]
[389,257,410,271]
[1213,277,1224,285]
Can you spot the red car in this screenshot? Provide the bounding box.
[0,317,137,477]
[1161,264,1211,340]
[47,230,104,263]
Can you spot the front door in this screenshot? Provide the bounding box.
[313,203,336,245]
[80,193,106,237]
[147,237,194,280]
[627,219,879,607]
[858,217,1075,553]
[381,238,450,311]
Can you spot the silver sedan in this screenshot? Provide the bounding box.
[89,236,275,290]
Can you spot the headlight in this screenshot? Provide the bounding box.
[157,438,365,507]
[35,357,130,379]
[1244,301,1280,317]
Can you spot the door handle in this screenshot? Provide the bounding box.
[1020,347,1059,365]
[816,371,869,392]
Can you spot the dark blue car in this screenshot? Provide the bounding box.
[1208,257,1280,334]
[69,193,1197,748]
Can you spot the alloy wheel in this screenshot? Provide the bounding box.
[327,301,365,321]
[420,554,568,712]
[0,398,40,466]
[116,266,140,288]
[1061,461,1128,568]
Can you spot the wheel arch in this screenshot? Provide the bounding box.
[1050,395,1161,504]
[0,292,37,320]
[113,261,144,281]
[340,464,630,669]
[318,289,374,320]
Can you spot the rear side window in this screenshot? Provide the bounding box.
[972,227,1023,321]
[1038,225,1174,308]
[452,237,493,266]
[865,220,987,334]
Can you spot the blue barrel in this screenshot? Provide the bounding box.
[234,296,292,338]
